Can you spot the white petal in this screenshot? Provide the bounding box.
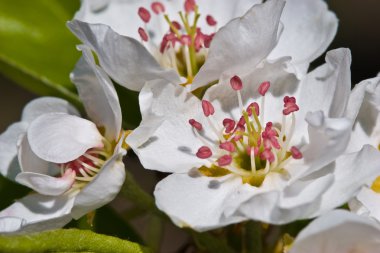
[269,0,338,75]
[0,122,27,180]
[345,77,380,153]
[294,111,351,178]
[27,113,103,163]
[155,173,247,231]
[353,187,380,223]
[306,145,380,218]
[127,80,216,173]
[192,0,285,90]
[297,48,352,122]
[291,210,380,253]
[71,148,126,219]
[67,20,181,91]
[0,194,74,234]
[22,97,80,123]
[15,171,75,196]
[71,45,121,141]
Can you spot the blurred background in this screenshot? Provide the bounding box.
[0,0,379,252]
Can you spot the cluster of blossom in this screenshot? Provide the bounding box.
[1,0,380,251]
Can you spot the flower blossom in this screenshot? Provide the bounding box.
[289,210,380,253]
[0,46,126,234]
[126,44,380,231]
[67,0,338,92]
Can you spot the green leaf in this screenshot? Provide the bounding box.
[0,0,81,106]
[0,175,29,210]
[115,84,142,129]
[192,230,236,253]
[0,229,151,253]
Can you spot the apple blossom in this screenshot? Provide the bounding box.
[290,210,380,253]
[0,46,127,234]
[126,48,380,231]
[67,0,337,92]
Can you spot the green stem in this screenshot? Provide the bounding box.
[246,221,263,253]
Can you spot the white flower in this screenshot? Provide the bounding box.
[290,210,380,253]
[0,46,126,234]
[67,0,338,92]
[345,76,380,222]
[126,46,380,231]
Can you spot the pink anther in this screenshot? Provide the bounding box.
[217,155,232,167]
[151,2,165,14]
[237,116,246,127]
[180,35,192,46]
[223,118,236,133]
[184,0,196,13]
[246,102,260,116]
[283,96,299,115]
[189,119,203,131]
[196,146,212,159]
[171,21,182,32]
[219,142,236,152]
[260,149,275,163]
[206,15,217,26]
[258,81,270,96]
[138,27,149,42]
[230,75,243,91]
[138,7,151,23]
[202,100,215,117]
[290,146,303,159]
[203,33,214,48]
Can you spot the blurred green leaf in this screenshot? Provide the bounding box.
[0,175,29,210]
[0,0,81,106]
[115,84,141,129]
[0,228,151,253]
[192,230,236,253]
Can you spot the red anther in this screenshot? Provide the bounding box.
[170,21,182,32]
[258,81,270,96]
[246,102,260,116]
[223,118,236,133]
[160,33,178,53]
[204,33,214,48]
[138,7,151,23]
[217,155,232,167]
[260,149,275,163]
[138,27,149,42]
[290,146,303,159]
[219,142,236,152]
[184,0,196,13]
[196,146,212,159]
[195,32,205,51]
[180,35,192,46]
[206,15,217,26]
[151,2,165,14]
[202,100,215,117]
[230,75,243,91]
[283,96,299,115]
[189,119,203,131]
[237,116,246,127]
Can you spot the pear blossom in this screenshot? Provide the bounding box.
[290,210,380,253]
[67,0,337,92]
[126,47,380,231]
[344,76,380,222]
[0,46,126,234]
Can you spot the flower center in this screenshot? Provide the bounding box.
[189,76,303,187]
[59,137,113,190]
[137,0,216,84]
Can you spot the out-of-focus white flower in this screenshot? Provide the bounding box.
[345,77,380,222]
[290,210,380,253]
[126,46,380,231]
[0,46,126,234]
[68,0,338,91]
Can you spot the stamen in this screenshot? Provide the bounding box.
[250,147,256,173]
[219,141,235,152]
[246,102,260,117]
[138,7,151,23]
[184,0,196,13]
[189,119,203,131]
[196,146,212,159]
[217,155,232,167]
[283,96,299,115]
[138,27,149,42]
[223,118,236,133]
[258,81,270,96]
[151,2,165,14]
[206,15,217,26]
[290,146,303,159]
[230,75,243,91]
[202,100,215,117]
